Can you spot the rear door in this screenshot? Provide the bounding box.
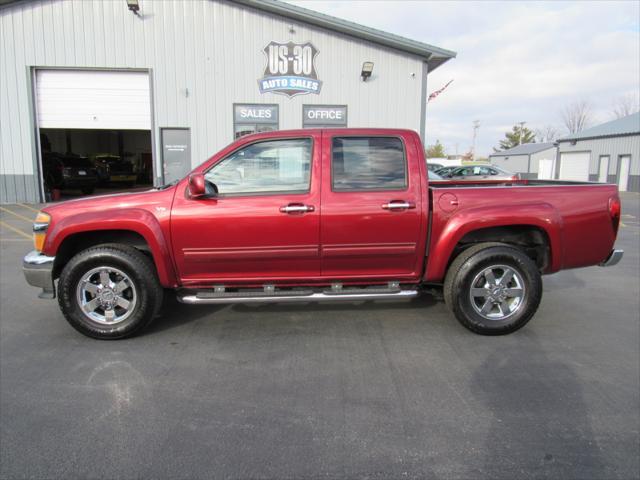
[320,131,425,279]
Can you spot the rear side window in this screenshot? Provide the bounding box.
[332,137,406,191]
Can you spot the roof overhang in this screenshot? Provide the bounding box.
[231,0,456,71]
[0,0,457,71]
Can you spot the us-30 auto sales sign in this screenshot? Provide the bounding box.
[258,41,322,98]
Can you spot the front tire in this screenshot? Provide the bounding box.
[58,244,163,339]
[444,242,542,335]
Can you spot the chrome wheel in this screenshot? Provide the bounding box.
[76,266,137,325]
[469,264,525,320]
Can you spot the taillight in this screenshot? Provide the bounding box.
[609,196,621,235]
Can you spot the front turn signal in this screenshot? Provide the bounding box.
[33,212,51,252]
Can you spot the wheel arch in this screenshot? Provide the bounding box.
[46,210,177,287]
[424,203,563,283]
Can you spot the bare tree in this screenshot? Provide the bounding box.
[561,101,592,134]
[611,94,640,119]
[535,125,560,143]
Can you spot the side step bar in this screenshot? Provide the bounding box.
[177,286,419,305]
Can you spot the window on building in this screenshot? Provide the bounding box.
[205,138,312,195]
[233,104,279,140]
[331,137,406,191]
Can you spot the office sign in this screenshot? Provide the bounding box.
[303,105,348,126]
[258,41,322,98]
[234,104,279,124]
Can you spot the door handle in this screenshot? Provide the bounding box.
[280,204,315,214]
[382,201,415,210]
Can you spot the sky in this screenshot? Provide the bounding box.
[286,0,640,157]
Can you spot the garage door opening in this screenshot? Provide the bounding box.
[39,129,153,198]
[34,69,153,200]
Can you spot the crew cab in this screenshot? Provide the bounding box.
[23,129,623,339]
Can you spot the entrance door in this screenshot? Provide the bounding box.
[320,132,424,279]
[559,152,590,181]
[538,158,554,180]
[171,135,321,283]
[162,128,191,184]
[618,155,630,192]
[598,156,610,183]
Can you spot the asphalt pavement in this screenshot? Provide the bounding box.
[1,194,639,479]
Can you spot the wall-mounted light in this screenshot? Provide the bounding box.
[361,61,374,81]
[126,0,140,15]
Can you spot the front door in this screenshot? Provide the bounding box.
[162,128,191,184]
[171,135,321,284]
[598,156,610,183]
[320,132,425,279]
[618,155,630,192]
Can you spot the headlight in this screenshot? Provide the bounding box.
[33,212,51,252]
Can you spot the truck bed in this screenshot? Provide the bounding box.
[424,180,619,282]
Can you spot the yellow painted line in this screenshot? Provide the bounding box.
[16,203,41,213]
[620,222,627,227]
[622,214,636,218]
[0,206,34,223]
[0,221,32,240]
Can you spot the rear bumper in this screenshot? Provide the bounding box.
[23,250,56,298]
[599,249,624,267]
[62,177,98,188]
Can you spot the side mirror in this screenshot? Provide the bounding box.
[188,173,207,198]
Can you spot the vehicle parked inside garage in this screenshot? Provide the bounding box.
[91,154,138,187]
[23,129,623,339]
[42,152,99,195]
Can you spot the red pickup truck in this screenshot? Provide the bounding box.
[23,129,623,339]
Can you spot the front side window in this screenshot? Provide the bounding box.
[205,138,312,195]
[332,137,406,191]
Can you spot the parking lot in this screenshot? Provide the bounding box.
[1,194,638,479]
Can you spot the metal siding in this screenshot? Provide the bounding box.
[529,148,557,174]
[1,0,425,203]
[490,154,529,174]
[558,134,639,175]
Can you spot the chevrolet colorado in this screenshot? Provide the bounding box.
[23,129,623,339]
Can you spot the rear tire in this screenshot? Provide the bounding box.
[58,244,163,339]
[444,242,542,335]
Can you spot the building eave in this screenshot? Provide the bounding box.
[231,0,457,71]
[557,132,640,143]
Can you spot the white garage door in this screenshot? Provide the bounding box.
[36,70,151,130]
[559,152,590,181]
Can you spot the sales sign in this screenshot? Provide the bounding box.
[234,104,279,124]
[258,41,322,98]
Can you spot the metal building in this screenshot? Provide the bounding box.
[0,0,456,203]
[556,112,640,192]
[489,142,557,180]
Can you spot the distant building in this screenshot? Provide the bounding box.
[489,142,557,180]
[556,112,639,192]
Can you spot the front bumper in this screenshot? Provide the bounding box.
[23,250,56,298]
[599,249,624,267]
